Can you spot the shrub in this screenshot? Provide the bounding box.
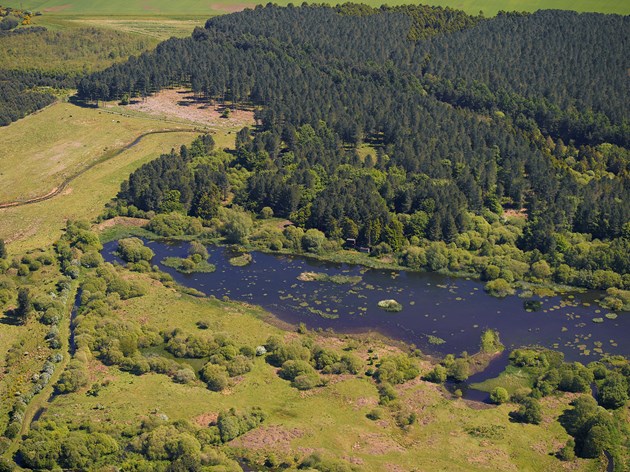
[279,360,316,381]
[557,438,576,461]
[510,398,542,424]
[80,251,103,268]
[375,355,419,384]
[447,358,470,382]
[423,365,447,383]
[292,373,321,390]
[200,363,228,391]
[117,238,154,263]
[225,355,253,377]
[490,387,509,404]
[260,206,274,219]
[55,360,88,394]
[366,408,384,420]
[484,278,515,297]
[221,207,253,244]
[597,374,628,409]
[301,228,327,254]
[150,213,203,237]
[188,241,208,260]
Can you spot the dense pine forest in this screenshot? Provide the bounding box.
[79,4,629,292]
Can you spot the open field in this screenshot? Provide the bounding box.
[4,0,629,17]
[0,101,198,204]
[0,27,156,73]
[0,128,196,252]
[35,268,595,471]
[0,90,254,253]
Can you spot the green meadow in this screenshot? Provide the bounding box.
[4,0,628,17]
[38,269,588,471]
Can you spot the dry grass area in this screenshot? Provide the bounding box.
[122,89,255,129]
[0,102,185,204]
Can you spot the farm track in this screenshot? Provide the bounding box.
[0,128,200,209]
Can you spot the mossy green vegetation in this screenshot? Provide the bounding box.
[228,252,252,267]
[297,271,362,284]
[162,257,216,274]
[377,299,403,312]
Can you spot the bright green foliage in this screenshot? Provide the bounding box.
[374,355,419,384]
[510,398,542,424]
[598,373,628,409]
[424,365,447,383]
[116,237,154,263]
[221,207,254,244]
[200,363,229,391]
[490,387,509,404]
[217,407,266,443]
[480,329,504,353]
[55,360,89,394]
[149,213,203,237]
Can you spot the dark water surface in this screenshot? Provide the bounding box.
[102,240,629,363]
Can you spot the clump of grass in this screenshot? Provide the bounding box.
[592,317,604,323]
[377,299,403,312]
[297,271,362,284]
[604,313,617,320]
[162,256,216,274]
[229,253,253,267]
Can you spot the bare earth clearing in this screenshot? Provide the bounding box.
[123,89,255,129]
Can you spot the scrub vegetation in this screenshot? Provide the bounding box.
[0,2,628,471]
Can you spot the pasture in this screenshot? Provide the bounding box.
[3,0,628,17]
[0,90,254,253]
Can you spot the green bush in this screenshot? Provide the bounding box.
[375,355,419,384]
[149,213,203,237]
[116,238,154,263]
[484,278,515,298]
[200,363,229,391]
[423,365,447,383]
[510,398,542,424]
[490,387,510,404]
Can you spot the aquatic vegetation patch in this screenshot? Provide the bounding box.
[162,256,216,274]
[427,335,446,345]
[377,299,403,312]
[229,253,253,267]
[297,271,362,284]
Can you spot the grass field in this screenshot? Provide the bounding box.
[0,101,197,204]
[0,27,155,73]
[37,269,596,471]
[4,0,629,17]
[26,14,205,39]
[0,91,254,253]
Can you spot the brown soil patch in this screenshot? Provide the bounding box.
[43,4,72,12]
[352,433,404,455]
[354,397,378,409]
[231,425,304,452]
[94,216,149,232]
[125,89,255,128]
[193,412,218,427]
[503,208,528,219]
